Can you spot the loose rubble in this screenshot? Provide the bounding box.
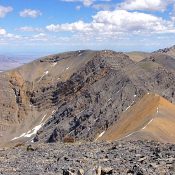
[0,140,175,174]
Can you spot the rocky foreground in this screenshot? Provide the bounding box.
[0,140,175,175]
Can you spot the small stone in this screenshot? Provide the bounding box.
[26,145,35,151]
[101,167,113,175]
[138,156,147,163]
[78,169,84,175]
[63,169,75,175]
[96,166,101,175]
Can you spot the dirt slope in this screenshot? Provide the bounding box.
[125,51,151,62]
[98,93,175,143]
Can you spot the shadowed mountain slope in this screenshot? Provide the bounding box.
[98,93,175,143]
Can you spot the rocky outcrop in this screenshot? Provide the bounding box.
[154,45,175,58]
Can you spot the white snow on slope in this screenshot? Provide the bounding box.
[95,131,105,141]
[142,118,154,130]
[125,100,135,111]
[51,63,57,67]
[11,114,47,141]
[123,132,135,139]
[107,98,112,102]
[52,110,56,114]
[38,71,49,82]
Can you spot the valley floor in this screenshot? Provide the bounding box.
[0,140,175,175]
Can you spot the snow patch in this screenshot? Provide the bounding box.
[116,86,124,94]
[125,105,131,111]
[123,132,135,139]
[107,98,111,102]
[78,51,83,56]
[38,71,49,82]
[52,110,56,114]
[11,114,47,141]
[95,131,105,141]
[142,118,154,130]
[51,63,57,67]
[125,101,135,111]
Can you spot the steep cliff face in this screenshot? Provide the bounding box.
[0,50,175,146]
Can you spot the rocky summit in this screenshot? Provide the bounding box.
[0,48,175,174]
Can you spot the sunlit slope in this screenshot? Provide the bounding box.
[125,51,151,62]
[98,93,175,143]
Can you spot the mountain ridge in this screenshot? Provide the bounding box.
[0,49,175,147]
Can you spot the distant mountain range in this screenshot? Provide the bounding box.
[0,46,175,148]
[1,45,175,72]
[0,55,22,72]
[0,54,50,72]
[98,93,175,143]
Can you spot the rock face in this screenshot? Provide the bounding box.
[0,50,175,146]
[154,45,175,58]
[0,140,175,174]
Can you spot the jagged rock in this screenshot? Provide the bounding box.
[101,167,113,175]
[138,156,147,163]
[26,145,35,151]
[127,165,143,175]
[63,169,75,175]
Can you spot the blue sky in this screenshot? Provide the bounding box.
[0,0,175,55]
